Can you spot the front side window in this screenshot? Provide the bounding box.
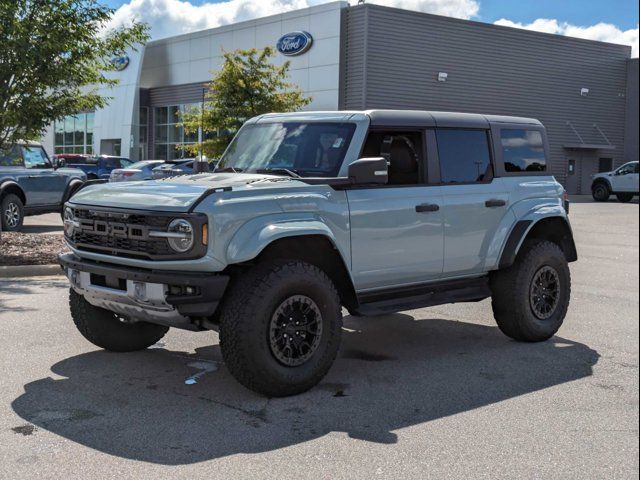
[22,146,50,169]
[219,122,356,177]
[361,131,423,185]
[616,163,636,175]
[500,129,546,172]
[436,129,491,183]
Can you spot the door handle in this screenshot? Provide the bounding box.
[415,203,440,213]
[485,199,506,208]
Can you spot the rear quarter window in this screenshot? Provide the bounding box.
[500,129,546,173]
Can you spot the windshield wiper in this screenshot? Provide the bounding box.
[214,166,243,173]
[256,168,300,178]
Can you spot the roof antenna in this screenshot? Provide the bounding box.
[358,0,365,4]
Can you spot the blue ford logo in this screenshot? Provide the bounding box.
[111,55,130,71]
[277,31,313,56]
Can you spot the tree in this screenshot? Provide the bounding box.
[0,0,149,147]
[181,47,311,158]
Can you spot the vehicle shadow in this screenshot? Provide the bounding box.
[12,313,599,465]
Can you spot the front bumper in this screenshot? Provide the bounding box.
[59,253,229,330]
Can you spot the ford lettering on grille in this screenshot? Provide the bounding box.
[78,219,149,240]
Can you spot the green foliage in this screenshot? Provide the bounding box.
[181,47,311,158]
[0,0,149,147]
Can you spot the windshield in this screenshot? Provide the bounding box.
[218,122,356,177]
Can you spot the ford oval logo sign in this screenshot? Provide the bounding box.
[277,31,313,56]
[111,55,130,71]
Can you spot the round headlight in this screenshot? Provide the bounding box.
[167,219,194,253]
[63,207,74,236]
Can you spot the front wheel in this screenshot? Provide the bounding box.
[219,260,343,397]
[490,240,571,342]
[69,289,168,352]
[616,193,635,203]
[591,183,610,202]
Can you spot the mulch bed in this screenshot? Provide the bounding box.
[0,232,69,266]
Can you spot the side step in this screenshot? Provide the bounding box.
[354,276,491,316]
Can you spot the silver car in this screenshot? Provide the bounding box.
[109,160,164,182]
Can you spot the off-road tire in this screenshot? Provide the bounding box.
[219,260,343,397]
[591,182,610,202]
[616,193,635,203]
[1,193,24,231]
[69,289,168,352]
[490,240,571,342]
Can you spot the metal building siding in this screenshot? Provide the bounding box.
[624,59,639,163]
[341,7,367,110]
[342,4,631,184]
[148,83,208,107]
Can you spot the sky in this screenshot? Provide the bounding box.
[102,0,639,56]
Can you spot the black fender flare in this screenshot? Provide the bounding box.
[499,217,578,269]
[62,179,84,204]
[591,177,612,193]
[0,180,27,205]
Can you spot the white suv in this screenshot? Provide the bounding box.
[591,161,639,203]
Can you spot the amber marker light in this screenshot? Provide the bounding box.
[202,223,208,246]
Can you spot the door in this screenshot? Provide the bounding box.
[18,145,67,205]
[565,154,598,194]
[436,129,510,277]
[348,130,444,291]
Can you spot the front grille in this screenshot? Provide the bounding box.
[66,206,207,260]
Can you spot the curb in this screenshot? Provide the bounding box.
[0,264,63,278]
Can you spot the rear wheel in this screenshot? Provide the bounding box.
[219,260,342,397]
[490,240,571,342]
[69,289,168,352]
[616,193,634,203]
[1,193,24,231]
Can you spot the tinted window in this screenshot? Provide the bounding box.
[617,163,636,175]
[22,146,50,169]
[362,131,423,185]
[0,146,23,167]
[500,129,546,172]
[436,129,491,183]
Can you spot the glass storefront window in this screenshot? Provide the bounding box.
[54,112,94,154]
[152,103,200,160]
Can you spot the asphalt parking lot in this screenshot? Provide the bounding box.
[0,199,638,479]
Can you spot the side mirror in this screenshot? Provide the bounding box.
[347,157,388,185]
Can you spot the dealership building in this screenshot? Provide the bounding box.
[41,1,638,194]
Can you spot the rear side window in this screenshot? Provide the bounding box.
[0,146,23,167]
[500,129,546,172]
[436,129,491,183]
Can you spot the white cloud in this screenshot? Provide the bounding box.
[107,0,637,58]
[494,18,638,57]
[107,0,480,40]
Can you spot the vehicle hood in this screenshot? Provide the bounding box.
[68,173,299,212]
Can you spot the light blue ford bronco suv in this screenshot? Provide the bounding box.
[59,110,577,397]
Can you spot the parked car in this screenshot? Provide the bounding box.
[54,154,133,180]
[109,160,165,182]
[1,141,86,231]
[151,157,217,180]
[151,159,195,180]
[591,161,639,202]
[60,110,577,397]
